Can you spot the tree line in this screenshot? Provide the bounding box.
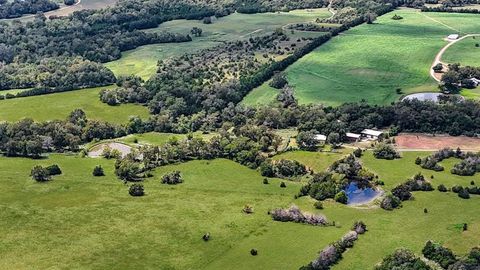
[0,0,58,19]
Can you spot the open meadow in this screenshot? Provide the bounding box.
[0,86,149,123]
[442,35,480,67]
[1,149,478,269]
[243,9,480,106]
[106,9,332,80]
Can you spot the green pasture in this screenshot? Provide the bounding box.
[106,8,331,80]
[119,131,219,146]
[0,86,149,124]
[443,36,480,67]
[243,10,480,106]
[0,149,479,269]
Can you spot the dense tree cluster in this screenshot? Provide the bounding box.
[300,221,367,270]
[0,109,125,157]
[270,205,329,226]
[298,154,377,203]
[0,0,58,19]
[236,0,326,14]
[417,148,480,176]
[99,76,150,105]
[441,64,480,93]
[375,248,432,270]
[0,57,115,93]
[30,164,62,182]
[260,159,307,179]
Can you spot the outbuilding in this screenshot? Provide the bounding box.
[346,132,361,142]
[447,34,459,40]
[314,134,327,142]
[361,129,383,140]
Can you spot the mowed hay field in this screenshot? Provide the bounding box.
[1,150,479,269]
[0,86,149,123]
[443,35,480,67]
[106,9,332,80]
[243,10,480,106]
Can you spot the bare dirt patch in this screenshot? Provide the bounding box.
[395,133,480,151]
[88,142,132,158]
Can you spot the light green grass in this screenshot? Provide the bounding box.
[0,86,149,123]
[0,155,302,269]
[245,10,480,106]
[106,9,332,80]
[461,88,480,100]
[241,80,281,106]
[209,151,480,269]
[0,150,479,269]
[443,36,480,67]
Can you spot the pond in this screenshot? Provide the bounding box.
[401,92,443,102]
[345,182,382,205]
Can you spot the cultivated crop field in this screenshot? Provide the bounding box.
[1,150,478,269]
[0,86,149,123]
[106,9,332,80]
[243,10,480,106]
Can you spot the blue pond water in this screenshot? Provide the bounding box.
[345,182,381,205]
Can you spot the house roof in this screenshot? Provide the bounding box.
[346,132,361,138]
[314,134,327,141]
[447,34,459,39]
[361,129,383,137]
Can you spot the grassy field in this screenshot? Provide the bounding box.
[0,86,149,124]
[443,35,480,67]
[243,10,480,106]
[106,9,332,80]
[0,149,479,269]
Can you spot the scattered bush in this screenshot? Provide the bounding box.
[334,190,348,204]
[243,205,254,214]
[250,249,258,256]
[31,165,51,182]
[129,184,144,196]
[280,181,287,188]
[260,159,307,179]
[375,248,432,270]
[271,205,328,226]
[373,143,400,160]
[92,165,105,176]
[380,194,402,210]
[422,240,457,269]
[314,201,324,209]
[458,188,470,199]
[351,221,367,234]
[263,178,269,184]
[161,171,183,185]
[391,14,403,20]
[438,184,448,192]
[45,164,62,175]
[269,72,288,89]
[353,148,363,158]
[202,233,210,242]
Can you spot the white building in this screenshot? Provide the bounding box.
[361,129,383,140]
[447,34,459,40]
[469,78,480,87]
[346,132,361,142]
[314,134,327,142]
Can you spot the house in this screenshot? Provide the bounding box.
[469,78,480,87]
[346,132,361,142]
[314,134,327,142]
[447,34,459,40]
[361,129,383,140]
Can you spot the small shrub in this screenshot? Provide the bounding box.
[424,208,428,214]
[92,165,105,176]
[334,191,348,204]
[202,233,210,242]
[352,221,367,234]
[280,182,286,188]
[31,165,51,182]
[263,178,269,184]
[161,171,183,185]
[471,180,475,185]
[452,185,462,193]
[463,223,468,231]
[438,184,448,192]
[415,157,421,165]
[458,188,470,199]
[129,184,144,196]
[250,249,258,256]
[45,164,62,175]
[243,205,254,214]
[353,148,363,158]
[380,194,402,210]
[314,201,324,209]
[373,143,400,160]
